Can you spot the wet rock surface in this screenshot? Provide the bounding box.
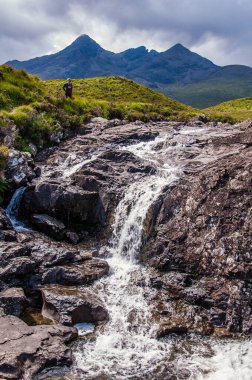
[42,285,108,325]
[1,118,252,378]
[142,122,252,336]
[0,208,109,377]
[5,149,38,189]
[0,314,77,380]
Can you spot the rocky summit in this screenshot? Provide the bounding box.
[1,116,251,379]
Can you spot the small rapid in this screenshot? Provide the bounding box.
[5,187,30,232]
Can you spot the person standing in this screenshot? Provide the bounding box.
[63,78,73,98]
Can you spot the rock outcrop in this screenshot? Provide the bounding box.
[41,285,108,325]
[0,314,77,379]
[143,124,252,336]
[2,118,251,378]
[0,207,109,378]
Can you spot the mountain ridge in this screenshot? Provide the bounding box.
[6,35,252,108]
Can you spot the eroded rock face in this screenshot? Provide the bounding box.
[0,314,77,380]
[144,129,252,335]
[0,216,106,377]
[41,285,108,325]
[147,151,252,278]
[19,123,160,238]
[21,182,105,230]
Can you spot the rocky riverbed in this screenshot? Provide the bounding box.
[0,117,251,379]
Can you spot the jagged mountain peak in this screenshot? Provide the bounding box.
[63,34,104,54]
[165,43,193,55]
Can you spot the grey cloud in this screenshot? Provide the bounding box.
[0,0,251,66]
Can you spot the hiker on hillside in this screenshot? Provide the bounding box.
[63,78,73,98]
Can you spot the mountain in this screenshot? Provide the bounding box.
[6,35,252,108]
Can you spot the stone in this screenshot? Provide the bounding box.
[42,258,109,286]
[0,242,30,268]
[32,214,66,240]
[20,182,106,231]
[0,315,77,379]
[65,231,82,244]
[5,149,36,188]
[41,285,109,325]
[0,257,36,281]
[0,287,27,317]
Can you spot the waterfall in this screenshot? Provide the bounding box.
[74,135,183,378]
[5,187,30,232]
[72,130,252,379]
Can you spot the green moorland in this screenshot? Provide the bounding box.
[203,97,252,122]
[45,76,195,121]
[0,66,196,151]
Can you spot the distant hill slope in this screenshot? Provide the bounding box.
[203,97,252,121]
[6,35,252,108]
[165,65,252,108]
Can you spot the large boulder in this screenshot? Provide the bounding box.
[20,182,106,230]
[0,315,77,379]
[41,285,108,325]
[31,214,66,240]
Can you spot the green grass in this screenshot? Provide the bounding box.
[0,65,45,110]
[46,76,195,121]
[46,76,187,105]
[203,97,252,122]
[0,67,198,154]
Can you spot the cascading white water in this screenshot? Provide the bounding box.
[5,187,30,232]
[73,130,252,380]
[74,135,183,378]
[194,340,252,380]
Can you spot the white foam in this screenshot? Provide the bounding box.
[194,341,252,380]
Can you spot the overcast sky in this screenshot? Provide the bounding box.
[0,0,252,66]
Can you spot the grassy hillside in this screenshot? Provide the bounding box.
[203,97,252,122]
[45,76,193,114]
[0,65,45,110]
[0,68,197,153]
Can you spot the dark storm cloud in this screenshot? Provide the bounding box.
[0,0,252,66]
